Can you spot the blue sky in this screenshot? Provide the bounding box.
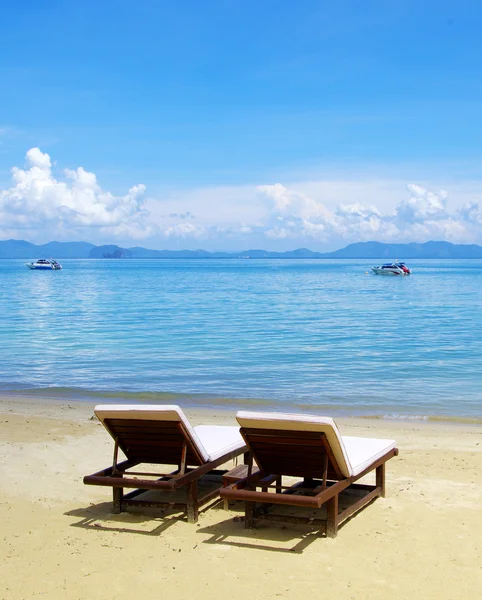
[2,1,482,250]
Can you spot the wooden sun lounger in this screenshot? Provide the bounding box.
[84,405,248,523]
[219,411,398,537]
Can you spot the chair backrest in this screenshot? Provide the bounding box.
[237,411,352,478]
[95,405,209,466]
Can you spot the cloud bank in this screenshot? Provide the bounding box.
[1,148,482,249]
[0,148,152,241]
[256,182,481,247]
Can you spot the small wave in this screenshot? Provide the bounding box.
[360,414,482,425]
[2,386,480,425]
[0,386,276,409]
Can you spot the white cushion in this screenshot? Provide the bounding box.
[194,425,246,462]
[236,411,395,478]
[94,404,246,464]
[341,436,396,476]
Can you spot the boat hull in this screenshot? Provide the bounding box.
[27,265,56,270]
[25,260,62,270]
[372,262,410,276]
[372,268,404,275]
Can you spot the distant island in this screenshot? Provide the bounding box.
[2,239,482,259]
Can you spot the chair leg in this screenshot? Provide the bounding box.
[245,501,255,529]
[186,481,199,523]
[326,494,339,538]
[376,463,386,497]
[112,487,123,514]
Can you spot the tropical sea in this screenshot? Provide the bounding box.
[1,258,481,423]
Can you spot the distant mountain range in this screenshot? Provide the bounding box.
[2,239,482,259]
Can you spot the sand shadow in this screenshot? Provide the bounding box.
[197,502,326,553]
[65,502,185,536]
[200,486,383,552]
[65,494,224,536]
[67,480,226,536]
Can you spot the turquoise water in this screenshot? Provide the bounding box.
[1,258,481,422]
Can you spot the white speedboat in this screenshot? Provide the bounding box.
[372,262,411,276]
[25,258,62,270]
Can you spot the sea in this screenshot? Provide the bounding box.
[1,258,481,424]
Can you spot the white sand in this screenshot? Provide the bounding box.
[0,395,481,599]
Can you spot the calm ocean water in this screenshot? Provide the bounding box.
[1,258,481,422]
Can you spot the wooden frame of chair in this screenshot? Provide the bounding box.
[220,427,398,537]
[84,417,247,523]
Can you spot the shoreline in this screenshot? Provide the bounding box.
[1,389,480,427]
[1,393,481,445]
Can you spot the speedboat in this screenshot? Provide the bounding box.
[25,258,62,270]
[372,262,411,276]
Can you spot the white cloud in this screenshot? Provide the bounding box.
[395,184,448,223]
[2,148,482,249]
[256,181,479,247]
[257,183,333,242]
[265,227,292,239]
[0,148,153,241]
[25,147,52,169]
[164,222,205,238]
[459,199,482,225]
[337,202,380,219]
[257,183,331,220]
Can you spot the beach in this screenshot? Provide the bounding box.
[1,395,481,600]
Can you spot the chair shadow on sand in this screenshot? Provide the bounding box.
[65,502,180,536]
[65,498,324,552]
[196,500,334,554]
[65,498,220,537]
[67,475,232,536]
[66,489,375,552]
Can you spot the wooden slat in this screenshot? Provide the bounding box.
[104,419,181,429]
[113,434,184,442]
[241,427,345,481]
[221,478,349,508]
[101,418,205,467]
[123,499,187,510]
[127,454,199,466]
[258,513,326,528]
[83,475,177,490]
[119,442,185,452]
[337,487,380,525]
[242,428,324,440]
[117,470,176,478]
[116,436,182,444]
[249,437,324,446]
[251,447,326,459]
[251,455,327,467]
[114,431,181,440]
[251,447,327,459]
[119,442,184,452]
[222,486,319,508]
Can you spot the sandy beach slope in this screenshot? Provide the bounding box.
[1,395,481,600]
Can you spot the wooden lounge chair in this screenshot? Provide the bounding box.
[84,405,248,523]
[219,411,398,537]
